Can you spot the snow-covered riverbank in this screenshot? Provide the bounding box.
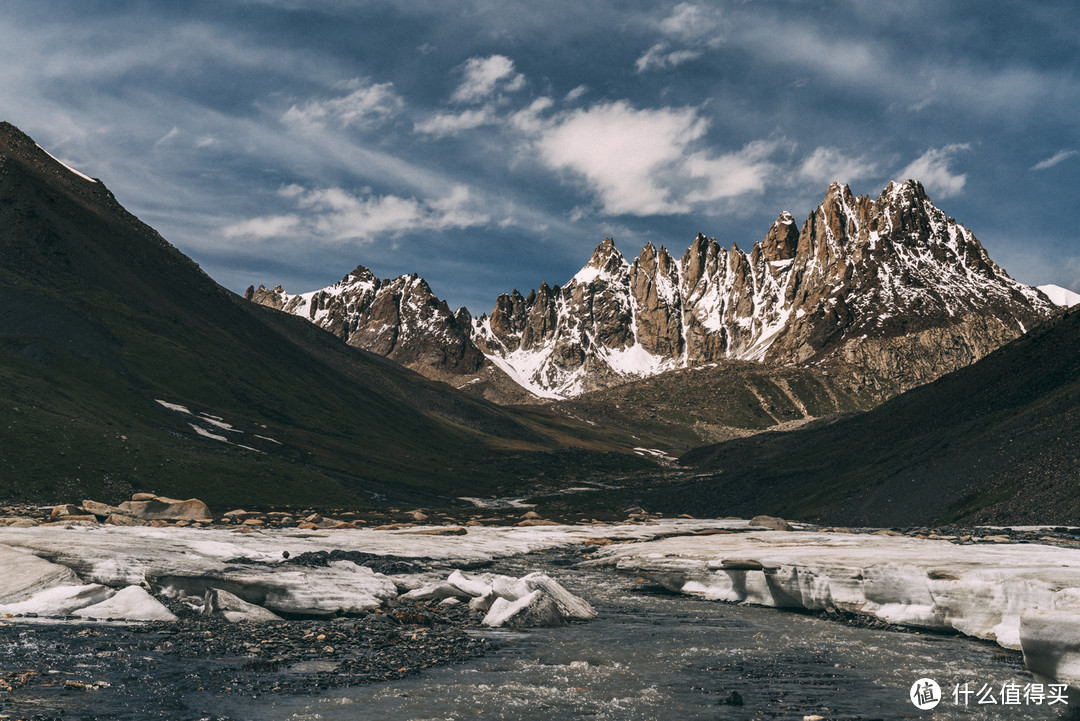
[4,521,1080,690]
[589,529,1080,688]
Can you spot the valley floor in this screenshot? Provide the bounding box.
[3,517,1080,719]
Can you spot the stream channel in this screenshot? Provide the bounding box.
[2,548,1075,720]
[222,553,1065,721]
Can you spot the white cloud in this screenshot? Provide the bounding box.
[636,3,725,73]
[684,139,782,204]
[537,101,705,215]
[509,96,555,133]
[414,107,495,137]
[222,184,489,243]
[282,79,404,130]
[427,185,491,229]
[897,145,970,199]
[451,55,525,104]
[536,101,779,216]
[155,126,182,146]
[658,3,726,46]
[798,146,879,186]
[1031,150,1078,171]
[565,85,588,102]
[635,43,702,73]
[222,214,301,239]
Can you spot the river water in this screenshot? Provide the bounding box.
[214,556,1069,721]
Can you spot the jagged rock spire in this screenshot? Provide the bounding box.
[254,181,1059,400]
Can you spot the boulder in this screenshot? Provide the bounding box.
[116,495,211,521]
[203,588,282,622]
[49,504,82,520]
[748,515,793,531]
[74,585,178,621]
[408,527,467,536]
[46,515,99,525]
[105,514,140,526]
[0,518,38,527]
[80,500,121,518]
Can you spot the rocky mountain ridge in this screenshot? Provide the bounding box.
[248,268,483,379]
[474,181,1058,397]
[252,181,1060,402]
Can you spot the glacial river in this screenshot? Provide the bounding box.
[217,557,1068,721]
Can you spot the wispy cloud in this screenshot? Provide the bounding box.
[658,2,726,46]
[565,85,588,102]
[281,79,404,130]
[798,147,879,186]
[155,126,182,146]
[897,145,970,199]
[683,139,783,205]
[635,3,725,73]
[222,184,490,244]
[221,213,302,239]
[635,44,702,73]
[1031,150,1079,171]
[414,107,495,137]
[451,55,525,103]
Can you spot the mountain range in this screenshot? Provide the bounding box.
[0,121,642,508]
[252,181,1059,406]
[4,119,1079,525]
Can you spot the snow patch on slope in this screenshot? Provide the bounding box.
[35,144,97,183]
[1039,284,1080,308]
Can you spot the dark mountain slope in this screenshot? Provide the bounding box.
[0,122,639,507]
[664,304,1080,526]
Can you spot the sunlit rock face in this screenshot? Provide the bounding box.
[473,181,1056,398]
[261,182,1057,401]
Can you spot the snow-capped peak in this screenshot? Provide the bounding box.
[471,181,1058,398]
[1038,284,1080,308]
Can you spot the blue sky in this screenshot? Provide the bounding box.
[3,0,1078,312]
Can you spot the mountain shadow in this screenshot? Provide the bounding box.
[0,122,643,508]
[662,305,1080,526]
